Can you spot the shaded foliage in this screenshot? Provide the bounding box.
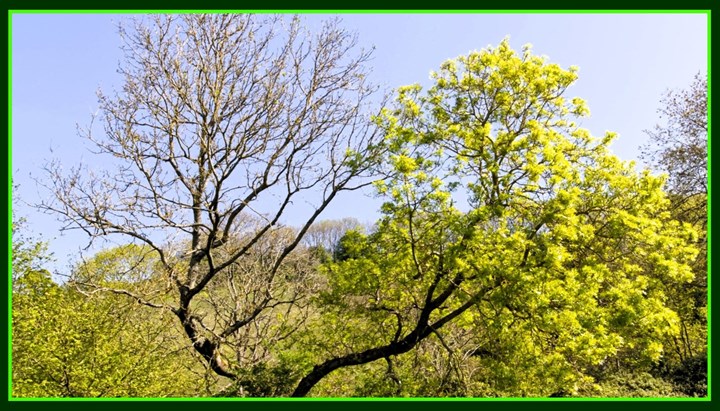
[640,73,708,398]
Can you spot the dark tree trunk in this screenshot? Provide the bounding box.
[291,328,427,397]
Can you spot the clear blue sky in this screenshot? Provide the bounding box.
[11,12,709,275]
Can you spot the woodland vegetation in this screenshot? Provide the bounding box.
[11,14,708,398]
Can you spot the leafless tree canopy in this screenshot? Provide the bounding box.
[302,217,366,252]
[39,14,383,381]
[642,73,707,198]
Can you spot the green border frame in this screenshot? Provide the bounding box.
[4,2,715,410]
[5,7,11,406]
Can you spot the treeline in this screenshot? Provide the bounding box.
[11,14,707,398]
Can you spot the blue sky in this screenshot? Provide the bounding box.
[11,12,709,274]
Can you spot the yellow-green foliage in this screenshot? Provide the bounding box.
[313,40,700,397]
[12,245,201,397]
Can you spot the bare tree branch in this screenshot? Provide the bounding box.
[38,14,385,386]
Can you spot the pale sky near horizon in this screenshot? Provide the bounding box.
[11,13,709,276]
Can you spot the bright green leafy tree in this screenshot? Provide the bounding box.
[292,40,698,397]
[12,244,202,397]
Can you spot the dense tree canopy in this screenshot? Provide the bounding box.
[12,238,203,397]
[290,40,699,397]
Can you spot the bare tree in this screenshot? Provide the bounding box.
[38,14,383,386]
[302,217,366,254]
[642,73,708,200]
